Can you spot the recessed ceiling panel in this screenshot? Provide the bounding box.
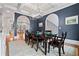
[1,3,75,18]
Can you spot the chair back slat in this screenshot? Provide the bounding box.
[61,32,67,44]
[62,32,67,40]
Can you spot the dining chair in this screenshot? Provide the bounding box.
[25,30,31,45]
[48,32,67,56]
[37,33,45,51]
[29,32,37,48]
[31,32,45,52]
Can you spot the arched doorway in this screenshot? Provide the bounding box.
[17,16,30,40]
[45,14,59,34]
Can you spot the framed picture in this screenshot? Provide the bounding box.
[65,15,78,25]
[39,22,43,27]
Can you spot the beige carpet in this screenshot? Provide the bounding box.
[9,40,76,56]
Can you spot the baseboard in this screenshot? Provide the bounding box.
[65,39,79,47]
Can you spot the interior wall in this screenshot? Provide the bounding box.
[54,3,79,41]
[30,19,38,32]
[37,16,47,32]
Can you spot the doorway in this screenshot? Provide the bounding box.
[17,16,30,40]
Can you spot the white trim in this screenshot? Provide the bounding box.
[65,39,79,46]
[42,3,76,16]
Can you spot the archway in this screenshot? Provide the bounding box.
[17,16,30,32]
[45,14,59,34]
[17,15,30,40]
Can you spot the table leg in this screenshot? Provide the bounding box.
[36,39,39,52]
[45,40,47,55]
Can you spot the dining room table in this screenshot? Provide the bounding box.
[44,33,57,55]
[35,31,57,55]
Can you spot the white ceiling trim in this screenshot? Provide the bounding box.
[42,3,76,16]
[20,10,30,15]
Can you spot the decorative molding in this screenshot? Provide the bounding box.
[43,3,76,16]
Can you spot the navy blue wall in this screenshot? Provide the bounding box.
[37,17,47,32]
[54,4,79,41]
[38,3,79,41]
[30,19,38,32]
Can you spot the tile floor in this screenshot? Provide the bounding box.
[9,40,76,56]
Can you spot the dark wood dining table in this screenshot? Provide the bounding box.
[44,34,57,55]
[36,33,57,55]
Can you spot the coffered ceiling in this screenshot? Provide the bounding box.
[0,3,75,17]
